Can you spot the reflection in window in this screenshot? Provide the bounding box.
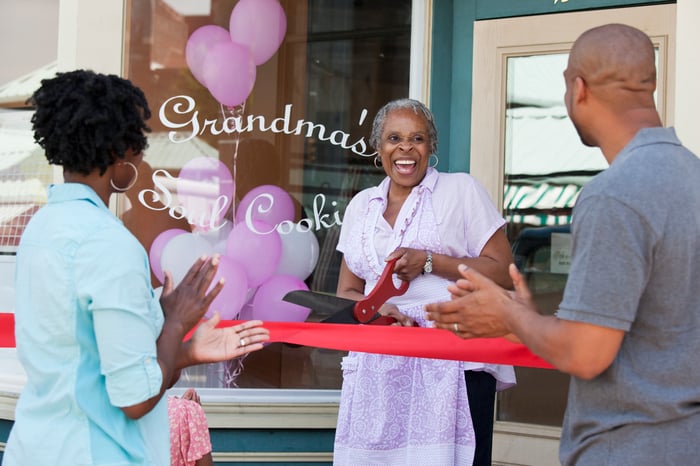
[498,53,606,426]
[124,0,411,390]
[0,109,53,252]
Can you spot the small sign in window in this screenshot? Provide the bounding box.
[550,232,572,274]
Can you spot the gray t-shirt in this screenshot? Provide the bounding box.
[557,127,700,465]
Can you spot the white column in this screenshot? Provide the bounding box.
[409,0,432,103]
[57,0,125,74]
[674,0,700,155]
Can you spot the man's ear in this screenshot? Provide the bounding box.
[573,76,587,104]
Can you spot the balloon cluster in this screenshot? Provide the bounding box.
[150,183,318,323]
[185,0,287,107]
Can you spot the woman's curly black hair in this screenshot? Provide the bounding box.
[28,69,152,176]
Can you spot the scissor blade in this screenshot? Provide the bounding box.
[320,308,361,324]
[282,291,397,325]
[282,290,356,316]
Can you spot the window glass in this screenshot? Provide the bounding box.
[124,0,411,389]
[497,53,606,425]
[0,109,53,253]
[498,51,658,425]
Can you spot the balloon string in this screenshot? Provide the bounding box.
[224,354,247,388]
[219,102,246,322]
[220,102,246,228]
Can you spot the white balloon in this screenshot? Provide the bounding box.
[274,226,320,280]
[200,223,233,256]
[160,233,214,285]
[196,220,233,246]
[212,239,228,255]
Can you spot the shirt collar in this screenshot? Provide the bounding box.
[47,183,109,211]
[613,127,681,166]
[368,167,439,201]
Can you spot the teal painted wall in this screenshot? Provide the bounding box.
[0,419,11,463]
[0,420,335,465]
[208,428,334,465]
[476,0,674,19]
[430,1,475,173]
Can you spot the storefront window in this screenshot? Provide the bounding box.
[123,0,411,389]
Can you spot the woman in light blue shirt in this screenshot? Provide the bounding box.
[3,70,269,466]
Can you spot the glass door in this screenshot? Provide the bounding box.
[470,5,675,465]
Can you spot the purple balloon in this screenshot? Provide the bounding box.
[185,25,232,85]
[229,0,287,66]
[225,220,281,287]
[149,228,188,284]
[234,184,295,227]
[206,256,249,320]
[252,274,310,322]
[177,157,234,230]
[202,41,256,107]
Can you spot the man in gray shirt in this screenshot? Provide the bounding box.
[426,23,700,465]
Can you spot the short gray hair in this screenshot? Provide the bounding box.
[369,98,438,154]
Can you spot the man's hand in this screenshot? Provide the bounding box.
[425,263,531,338]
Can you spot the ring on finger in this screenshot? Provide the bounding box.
[240,338,247,347]
[453,323,459,333]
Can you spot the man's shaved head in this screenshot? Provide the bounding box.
[563,23,662,158]
[567,24,656,104]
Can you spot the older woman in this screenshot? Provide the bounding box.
[332,98,515,465]
[4,70,269,466]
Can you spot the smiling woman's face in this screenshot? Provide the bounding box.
[378,108,431,192]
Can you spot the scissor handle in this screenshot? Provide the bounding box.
[353,257,410,324]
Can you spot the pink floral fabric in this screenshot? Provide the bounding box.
[168,396,212,466]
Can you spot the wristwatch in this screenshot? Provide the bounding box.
[423,250,433,274]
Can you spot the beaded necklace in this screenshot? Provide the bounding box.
[361,184,425,278]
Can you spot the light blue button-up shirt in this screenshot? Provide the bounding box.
[3,183,168,466]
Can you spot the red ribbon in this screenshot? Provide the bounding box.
[1,313,553,369]
[1,313,14,348]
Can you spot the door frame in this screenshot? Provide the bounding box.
[469,5,676,465]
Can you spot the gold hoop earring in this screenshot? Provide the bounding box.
[429,154,439,168]
[374,156,382,169]
[110,161,139,192]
